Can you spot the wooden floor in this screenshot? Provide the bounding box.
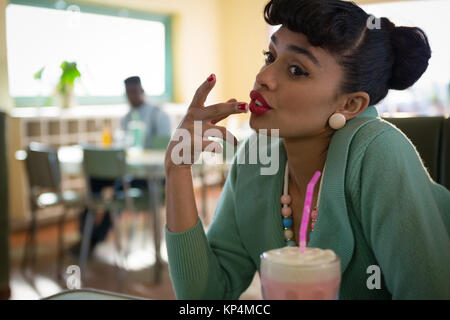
[8,185,262,300]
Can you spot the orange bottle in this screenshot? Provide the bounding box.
[102,123,113,147]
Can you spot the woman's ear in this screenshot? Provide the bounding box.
[336,91,370,120]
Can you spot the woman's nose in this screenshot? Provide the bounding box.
[255,64,277,91]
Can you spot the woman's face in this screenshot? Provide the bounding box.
[249,26,345,138]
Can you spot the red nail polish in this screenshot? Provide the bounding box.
[237,103,248,111]
[207,74,215,82]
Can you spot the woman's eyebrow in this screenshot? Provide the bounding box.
[271,34,321,67]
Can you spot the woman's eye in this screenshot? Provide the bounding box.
[263,50,275,64]
[289,65,309,77]
[262,50,309,77]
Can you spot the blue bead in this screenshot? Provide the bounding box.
[286,240,296,247]
[282,218,293,228]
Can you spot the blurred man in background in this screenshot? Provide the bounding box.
[71,76,172,257]
[122,76,172,149]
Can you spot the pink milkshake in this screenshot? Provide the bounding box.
[260,247,341,300]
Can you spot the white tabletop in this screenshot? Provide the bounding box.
[57,145,228,179]
[58,145,166,178]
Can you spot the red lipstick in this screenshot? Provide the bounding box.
[249,90,272,115]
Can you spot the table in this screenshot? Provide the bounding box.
[58,146,166,284]
[58,146,166,178]
[58,146,228,284]
[44,288,146,300]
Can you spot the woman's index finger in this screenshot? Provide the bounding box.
[190,74,216,108]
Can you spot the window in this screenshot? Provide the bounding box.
[6,0,173,107]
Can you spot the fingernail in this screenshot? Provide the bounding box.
[207,74,216,82]
[236,103,248,112]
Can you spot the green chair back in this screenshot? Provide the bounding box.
[82,146,127,180]
[25,142,61,192]
[383,117,443,183]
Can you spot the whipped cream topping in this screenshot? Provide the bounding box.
[260,247,341,282]
[262,247,337,266]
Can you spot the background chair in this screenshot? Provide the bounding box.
[80,146,150,286]
[0,111,10,299]
[383,117,443,183]
[126,137,169,283]
[21,142,84,282]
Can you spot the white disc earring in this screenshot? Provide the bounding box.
[328,113,346,130]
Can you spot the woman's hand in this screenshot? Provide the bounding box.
[165,74,248,173]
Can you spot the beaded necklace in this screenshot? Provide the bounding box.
[280,161,325,247]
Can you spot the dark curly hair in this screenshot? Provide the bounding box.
[264,0,432,106]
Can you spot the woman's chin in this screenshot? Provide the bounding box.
[249,115,279,136]
[249,115,267,130]
[249,127,280,137]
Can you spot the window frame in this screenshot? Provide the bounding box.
[8,0,174,107]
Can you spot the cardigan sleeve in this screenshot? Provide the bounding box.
[359,128,450,299]
[165,152,256,300]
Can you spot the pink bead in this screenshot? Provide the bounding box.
[311,210,318,219]
[311,222,316,230]
[281,207,292,217]
[280,195,292,205]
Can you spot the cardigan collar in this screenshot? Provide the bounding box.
[277,106,380,274]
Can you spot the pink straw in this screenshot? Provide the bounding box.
[299,171,322,254]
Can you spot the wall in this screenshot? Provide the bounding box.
[218,0,269,103]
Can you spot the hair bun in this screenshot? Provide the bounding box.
[387,20,432,90]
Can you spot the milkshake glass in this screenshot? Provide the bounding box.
[260,246,341,300]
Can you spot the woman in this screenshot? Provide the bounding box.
[164,0,450,299]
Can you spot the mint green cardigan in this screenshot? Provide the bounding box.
[165,106,450,300]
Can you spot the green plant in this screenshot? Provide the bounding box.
[33,66,45,80]
[32,62,81,108]
[56,61,81,95]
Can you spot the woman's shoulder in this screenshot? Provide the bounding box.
[348,117,417,161]
[345,117,427,191]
